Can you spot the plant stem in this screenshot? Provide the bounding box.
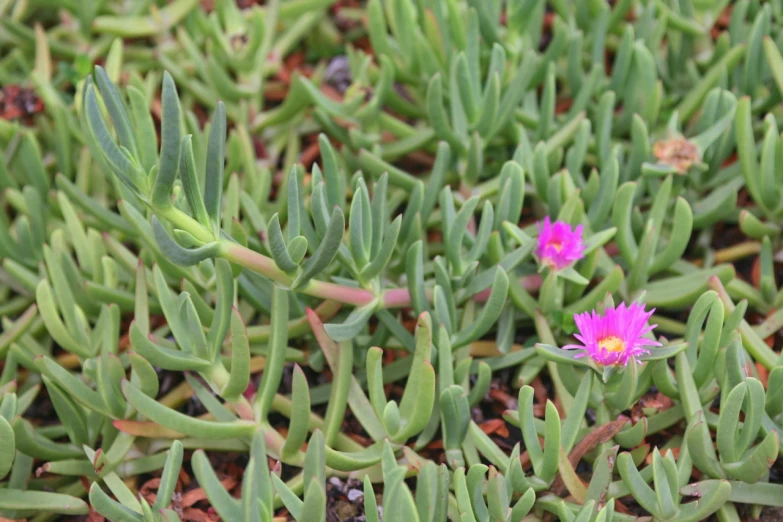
[159,206,215,244]
[304,279,376,306]
[208,363,255,420]
[223,241,417,307]
[221,241,377,306]
[223,242,545,309]
[220,242,291,285]
[381,287,414,308]
[262,421,305,466]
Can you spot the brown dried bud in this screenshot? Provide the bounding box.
[653,137,701,174]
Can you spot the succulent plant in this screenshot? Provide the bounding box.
[2,0,783,521]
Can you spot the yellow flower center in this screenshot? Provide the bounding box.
[550,241,563,252]
[598,336,625,353]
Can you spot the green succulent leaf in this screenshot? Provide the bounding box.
[0,489,89,516]
[129,322,211,372]
[152,217,219,266]
[0,416,14,480]
[121,380,255,439]
[221,307,250,399]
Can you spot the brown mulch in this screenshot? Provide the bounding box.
[0,85,44,123]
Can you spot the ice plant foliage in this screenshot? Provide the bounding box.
[3,0,783,521]
[564,302,662,366]
[535,217,585,270]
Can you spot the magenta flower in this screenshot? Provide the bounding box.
[563,302,662,367]
[535,217,585,270]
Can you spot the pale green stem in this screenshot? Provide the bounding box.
[221,241,544,309]
[158,206,215,244]
[261,421,305,466]
[381,287,416,308]
[220,241,376,306]
[208,363,254,420]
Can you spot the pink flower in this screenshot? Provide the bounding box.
[563,302,661,366]
[535,217,585,270]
